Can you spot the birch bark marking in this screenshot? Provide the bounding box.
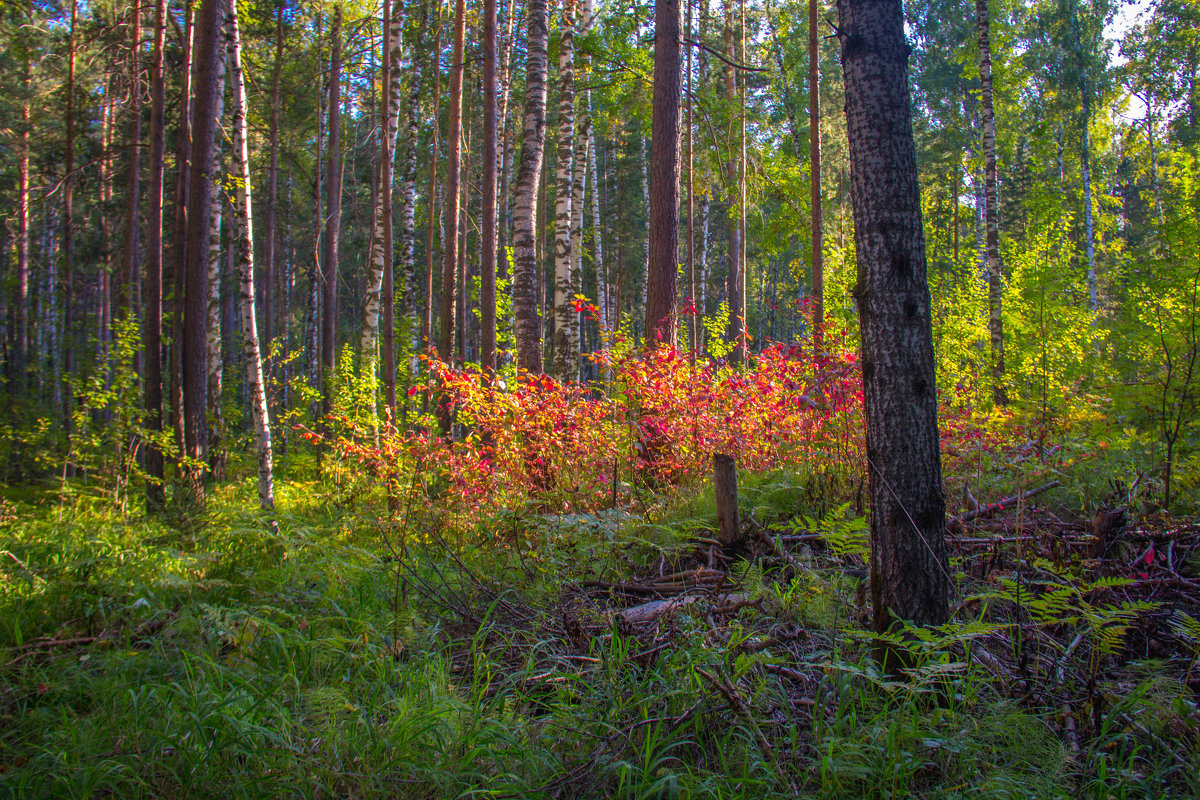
[977,0,1005,404]
[837,0,949,648]
[513,0,550,374]
[361,0,405,363]
[552,0,579,380]
[228,0,275,510]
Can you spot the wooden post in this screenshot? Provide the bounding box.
[714,453,741,546]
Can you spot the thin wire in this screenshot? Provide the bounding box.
[864,453,956,588]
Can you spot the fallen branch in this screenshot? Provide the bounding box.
[946,481,1061,527]
[752,525,805,577]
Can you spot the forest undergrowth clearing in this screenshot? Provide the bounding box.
[1,463,1198,798]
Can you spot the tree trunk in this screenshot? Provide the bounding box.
[552,0,578,380]
[63,0,78,436]
[228,0,275,510]
[481,0,499,377]
[977,0,1005,404]
[588,125,607,331]
[361,0,404,365]
[440,0,467,368]
[714,453,742,546]
[183,0,226,507]
[16,26,31,374]
[809,0,823,350]
[170,0,193,458]
[422,12,442,357]
[837,0,949,645]
[322,4,343,420]
[570,112,589,366]
[513,0,549,374]
[207,8,229,479]
[685,0,696,357]
[645,0,683,347]
[122,5,142,317]
[262,3,284,365]
[723,0,743,364]
[145,0,166,510]
[397,2,423,387]
[437,0,467,432]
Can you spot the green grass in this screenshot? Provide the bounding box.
[1,469,1197,799]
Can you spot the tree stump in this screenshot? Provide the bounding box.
[714,453,742,547]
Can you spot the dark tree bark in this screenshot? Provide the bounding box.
[145,0,167,510]
[714,453,742,546]
[837,0,949,643]
[183,0,228,506]
[512,0,549,374]
[63,0,78,434]
[645,0,683,347]
[170,0,193,457]
[123,6,142,317]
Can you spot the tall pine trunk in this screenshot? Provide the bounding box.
[645,0,682,347]
[145,0,166,509]
[183,0,227,507]
[63,0,78,435]
[122,6,142,317]
[207,8,230,478]
[837,0,948,645]
[170,0,193,457]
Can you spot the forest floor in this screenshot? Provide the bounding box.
[1,458,1198,798]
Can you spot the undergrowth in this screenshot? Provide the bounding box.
[2,451,1197,798]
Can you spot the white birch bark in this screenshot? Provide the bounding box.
[570,113,589,366]
[228,0,274,510]
[513,0,550,374]
[361,0,405,362]
[588,123,606,331]
[399,26,421,374]
[551,0,577,380]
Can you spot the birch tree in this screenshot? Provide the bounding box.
[513,0,550,374]
[227,0,274,510]
[551,0,578,380]
[361,0,405,366]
